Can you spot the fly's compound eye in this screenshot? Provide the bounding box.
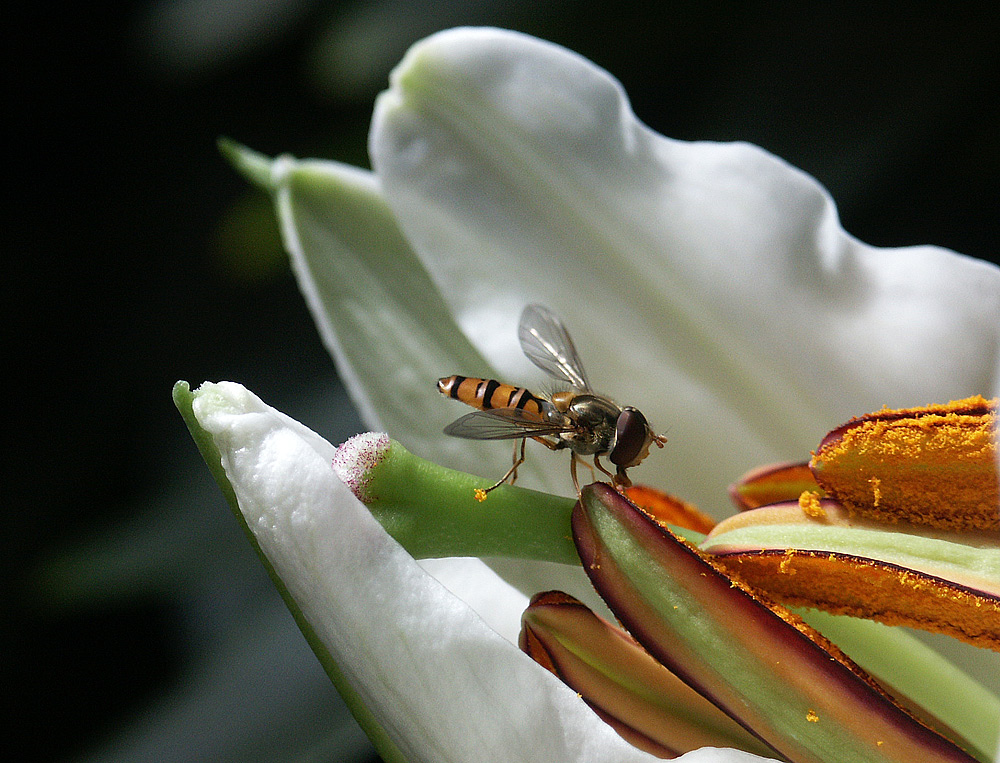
[610,407,651,467]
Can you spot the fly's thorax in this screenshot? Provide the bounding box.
[550,390,576,413]
[561,394,622,455]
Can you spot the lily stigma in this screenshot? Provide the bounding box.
[177,27,1000,763]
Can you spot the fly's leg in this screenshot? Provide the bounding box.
[570,453,598,496]
[569,451,611,498]
[593,456,622,485]
[476,436,563,502]
[482,439,527,495]
[505,438,527,486]
[571,451,581,495]
[532,436,562,451]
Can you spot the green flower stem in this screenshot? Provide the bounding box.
[358,438,579,564]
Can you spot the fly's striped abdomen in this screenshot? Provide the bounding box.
[437,375,546,417]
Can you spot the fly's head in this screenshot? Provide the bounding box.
[609,407,666,474]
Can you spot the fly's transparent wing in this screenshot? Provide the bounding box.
[517,304,591,390]
[443,408,572,440]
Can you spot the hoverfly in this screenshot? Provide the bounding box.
[438,304,666,497]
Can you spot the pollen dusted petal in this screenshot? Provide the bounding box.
[709,549,1000,651]
[703,498,1000,649]
[810,396,999,531]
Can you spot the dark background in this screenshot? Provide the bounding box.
[8,3,999,761]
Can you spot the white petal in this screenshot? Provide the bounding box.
[370,27,1000,512]
[193,382,768,762]
[265,152,565,492]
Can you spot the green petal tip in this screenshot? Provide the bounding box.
[218,138,276,190]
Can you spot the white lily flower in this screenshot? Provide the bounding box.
[201,26,1000,763]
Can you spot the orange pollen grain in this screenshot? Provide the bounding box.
[798,490,827,521]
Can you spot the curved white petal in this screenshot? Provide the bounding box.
[266,155,526,481]
[370,27,1000,512]
[190,382,766,762]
